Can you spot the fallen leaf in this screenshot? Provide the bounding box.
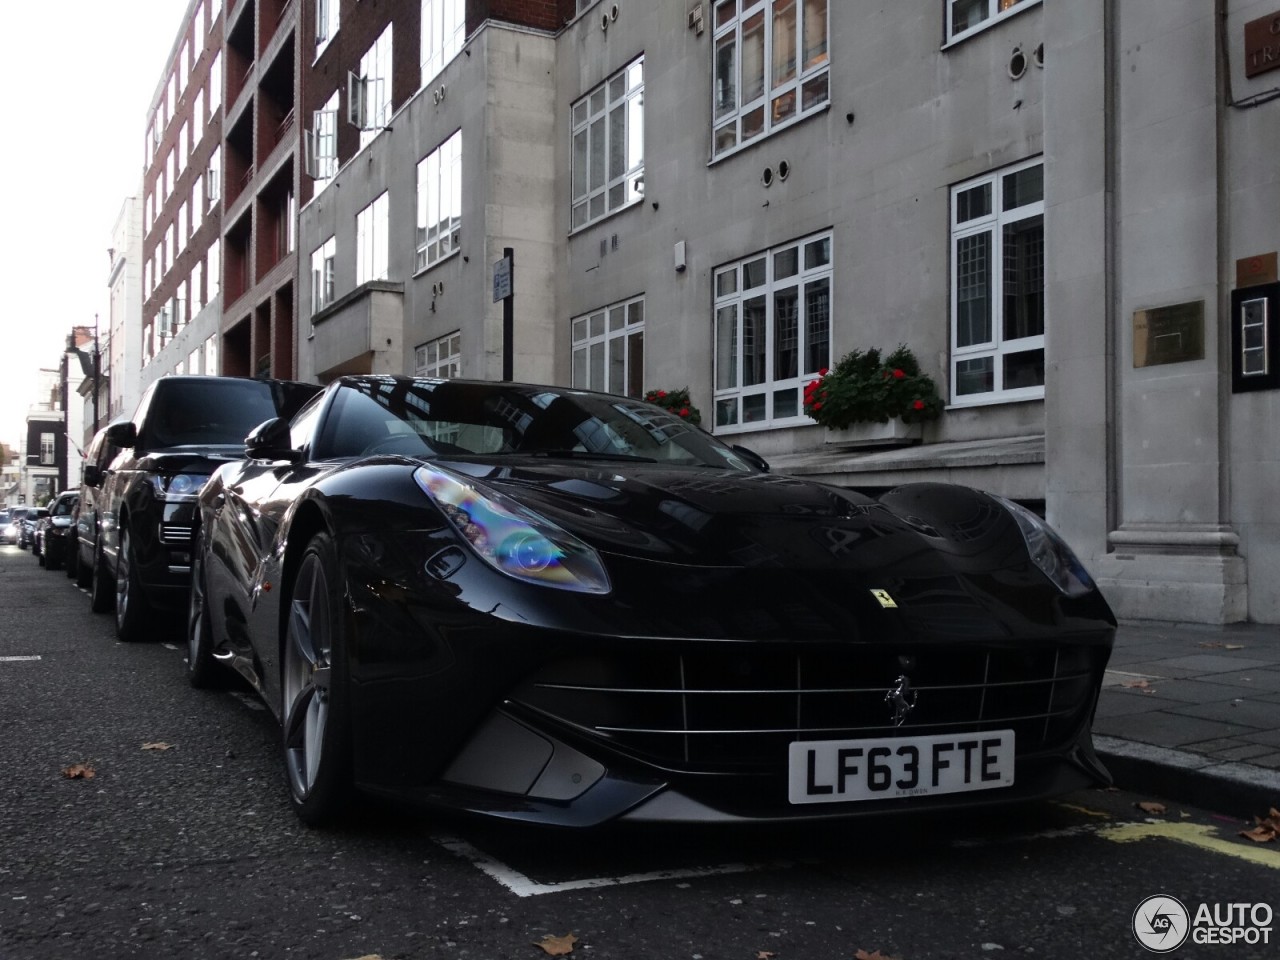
[62,764,96,780]
[1136,801,1167,815]
[1237,806,1280,842]
[1121,679,1151,689]
[534,933,578,956]
[855,951,900,960]
[1197,641,1225,649]
[344,955,384,960]
[1224,644,1245,651]
[142,742,175,751]
[757,953,776,959]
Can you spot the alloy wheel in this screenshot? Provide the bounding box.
[282,551,333,802]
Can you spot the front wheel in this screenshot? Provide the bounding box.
[186,535,223,688]
[281,532,352,827]
[114,528,152,642]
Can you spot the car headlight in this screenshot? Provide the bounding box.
[150,474,207,500]
[413,465,611,594]
[994,496,1096,598]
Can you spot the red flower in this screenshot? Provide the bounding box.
[893,368,906,379]
[812,402,822,410]
[657,390,668,398]
[912,399,925,410]
[679,407,690,417]
[818,367,829,377]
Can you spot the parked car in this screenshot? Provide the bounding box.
[36,491,79,571]
[190,375,1117,828]
[85,375,321,641]
[0,507,21,544]
[74,421,126,592]
[18,507,48,550]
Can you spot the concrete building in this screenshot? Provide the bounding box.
[139,0,227,391]
[288,0,1279,625]
[103,196,145,431]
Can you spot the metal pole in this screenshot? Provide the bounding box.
[92,313,100,434]
[502,247,514,381]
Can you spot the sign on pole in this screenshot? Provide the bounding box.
[493,255,512,302]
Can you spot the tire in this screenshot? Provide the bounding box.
[89,543,114,612]
[281,532,353,827]
[65,544,78,579]
[114,527,152,642]
[186,534,223,688]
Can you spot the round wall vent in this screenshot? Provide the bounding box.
[1008,46,1028,79]
[777,160,791,181]
[761,167,774,187]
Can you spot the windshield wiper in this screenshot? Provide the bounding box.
[520,449,658,463]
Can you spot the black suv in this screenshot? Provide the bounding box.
[82,375,321,641]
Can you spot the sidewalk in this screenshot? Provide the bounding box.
[1093,619,1280,818]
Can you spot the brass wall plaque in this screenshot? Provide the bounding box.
[1237,252,1278,287]
[1244,11,1280,79]
[1133,301,1205,367]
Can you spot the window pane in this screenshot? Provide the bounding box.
[1002,348,1045,390]
[800,72,828,111]
[802,0,828,70]
[804,236,831,269]
[956,183,991,223]
[608,103,626,180]
[956,356,994,395]
[956,232,992,347]
[741,105,764,140]
[774,247,798,279]
[715,35,737,119]
[773,387,798,419]
[608,333,626,394]
[716,304,739,389]
[742,295,767,386]
[572,130,588,199]
[627,330,644,397]
[804,277,830,372]
[951,0,987,34]
[1003,163,1043,209]
[589,117,605,190]
[743,257,767,289]
[716,269,738,298]
[742,392,767,422]
[1002,214,1044,340]
[590,341,604,389]
[774,287,799,380]
[741,11,765,103]
[715,397,739,427]
[771,0,797,88]
[572,346,587,387]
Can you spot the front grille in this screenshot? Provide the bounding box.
[159,523,194,546]
[509,643,1106,773]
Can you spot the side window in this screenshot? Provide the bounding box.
[288,394,326,453]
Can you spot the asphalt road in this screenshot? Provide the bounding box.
[1,543,1277,960]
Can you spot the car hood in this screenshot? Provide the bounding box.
[441,459,1001,577]
[136,447,248,474]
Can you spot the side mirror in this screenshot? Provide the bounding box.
[82,465,104,488]
[732,444,771,473]
[105,421,137,448]
[245,418,303,463]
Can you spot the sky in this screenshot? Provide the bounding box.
[0,2,188,451]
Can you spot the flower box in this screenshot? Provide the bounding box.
[824,419,923,449]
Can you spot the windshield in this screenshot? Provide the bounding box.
[143,378,317,449]
[52,497,76,517]
[314,378,755,471]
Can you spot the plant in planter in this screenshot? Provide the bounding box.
[644,387,702,425]
[802,345,944,430]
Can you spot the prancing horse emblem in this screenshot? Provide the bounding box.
[885,674,917,727]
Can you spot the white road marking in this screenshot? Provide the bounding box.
[431,832,793,897]
[0,655,41,663]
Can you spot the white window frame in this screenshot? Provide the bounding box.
[207,147,221,207]
[571,56,645,232]
[207,239,221,301]
[356,192,390,286]
[305,91,339,187]
[415,331,462,378]
[40,434,55,465]
[711,0,830,160]
[311,236,336,314]
[415,130,462,273]
[315,0,340,57]
[949,157,1045,406]
[421,0,464,88]
[945,0,1042,46]
[209,52,222,111]
[571,296,646,398]
[712,230,833,433]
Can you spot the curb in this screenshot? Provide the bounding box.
[1095,735,1280,821]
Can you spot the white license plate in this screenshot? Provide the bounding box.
[787,730,1015,804]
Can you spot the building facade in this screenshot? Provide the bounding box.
[139,0,227,393]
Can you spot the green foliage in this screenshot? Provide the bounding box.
[803,345,944,429]
[644,387,702,426]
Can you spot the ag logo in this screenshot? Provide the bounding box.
[1132,895,1190,953]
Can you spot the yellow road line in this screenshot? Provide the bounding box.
[1100,821,1280,870]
